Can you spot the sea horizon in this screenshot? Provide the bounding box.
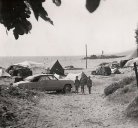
[0,56,126,71]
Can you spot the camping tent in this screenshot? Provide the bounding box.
[80,72,88,84]
[64,72,82,81]
[0,67,11,77]
[14,61,45,74]
[0,67,14,86]
[48,60,64,76]
[124,57,138,67]
[128,49,138,60]
[63,72,88,82]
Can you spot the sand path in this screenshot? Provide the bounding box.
[36,75,138,128]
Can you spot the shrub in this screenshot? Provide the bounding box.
[126,96,138,118]
[0,86,41,127]
[104,76,135,96]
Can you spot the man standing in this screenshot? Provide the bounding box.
[74,76,80,93]
[80,72,87,94]
[87,76,92,94]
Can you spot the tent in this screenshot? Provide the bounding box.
[64,72,82,81]
[13,61,45,74]
[14,61,44,68]
[124,57,138,67]
[80,72,88,85]
[119,60,129,68]
[0,67,11,77]
[63,72,87,82]
[49,60,64,76]
[0,67,14,86]
[128,49,138,60]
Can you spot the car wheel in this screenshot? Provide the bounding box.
[63,85,71,93]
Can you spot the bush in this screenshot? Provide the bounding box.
[126,96,138,118]
[0,97,18,127]
[104,76,135,96]
[0,86,41,127]
[0,86,43,105]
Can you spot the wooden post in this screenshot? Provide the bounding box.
[85,44,87,69]
[137,44,138,57]
[134,62,138,88]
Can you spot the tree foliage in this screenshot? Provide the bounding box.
[0,0,100,39]
[135,27,138,44]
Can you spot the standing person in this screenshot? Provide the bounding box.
[74,76,80,93]
[87,76,92,94]
[80,78,85,94]
[80,72,87,94]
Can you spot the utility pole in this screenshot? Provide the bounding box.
[85,44,87,69]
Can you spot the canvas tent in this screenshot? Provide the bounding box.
[0,67,14,86]
[124,57,138,67]
[128,49,138,60]
[0,67,11,77]
[80,72,88,85]
[64,72,82,81]
[48,60,64,76]
[63,72,87,82]
[13,61,45,74]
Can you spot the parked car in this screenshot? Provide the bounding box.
[13,74,74,93]
[91,66,111,76]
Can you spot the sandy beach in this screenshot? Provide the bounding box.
[26,68,138,128]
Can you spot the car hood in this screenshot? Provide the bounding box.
[59,79,74,84]
[13,81,30,87]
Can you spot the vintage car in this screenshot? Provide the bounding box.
[13,74,74,93]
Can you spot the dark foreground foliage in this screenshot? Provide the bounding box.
[0,0,100,39]
[0,86,43,128]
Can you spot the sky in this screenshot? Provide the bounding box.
[0,0,138,56]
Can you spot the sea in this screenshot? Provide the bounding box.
[0,56,126,71]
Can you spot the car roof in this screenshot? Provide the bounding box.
[25,74,54,80]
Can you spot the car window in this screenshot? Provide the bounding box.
[31,76,40,82]
[48,75,58,80]
[25,76,34,82]
[39,76,50,81]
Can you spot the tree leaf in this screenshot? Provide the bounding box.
[52,0,61,6]
[86,0,101,13]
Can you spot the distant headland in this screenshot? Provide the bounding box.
[83,55,125,59]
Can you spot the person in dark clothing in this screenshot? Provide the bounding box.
[74,76,80,93]
[87,76,92,94]
[80,78,85,94]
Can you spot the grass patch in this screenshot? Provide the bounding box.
[126,96,138,118]
[0,86,44,128]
